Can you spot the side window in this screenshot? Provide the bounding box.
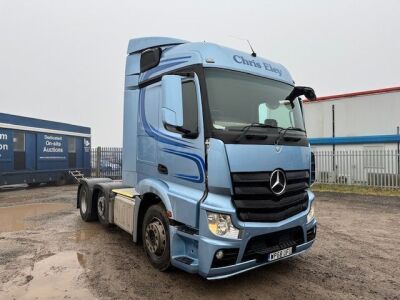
[165,80,198,138]
[182,81,198,134]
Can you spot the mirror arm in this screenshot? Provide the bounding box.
[286,86,317,102]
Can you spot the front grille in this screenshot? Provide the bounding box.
[243,226,304,261]
[232,170,309,222]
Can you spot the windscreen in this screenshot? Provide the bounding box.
[204,68,305,132]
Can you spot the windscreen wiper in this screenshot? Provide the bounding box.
[275,127,306,145]
[235,123,278,143]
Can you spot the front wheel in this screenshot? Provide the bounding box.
[142,204,171,271]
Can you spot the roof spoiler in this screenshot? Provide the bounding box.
[127,37,188,54]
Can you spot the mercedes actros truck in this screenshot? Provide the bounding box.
[77,37,317,279]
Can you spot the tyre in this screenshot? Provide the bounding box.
[142,204,171,271]
[97,191,109,226]
[79,185,97,221]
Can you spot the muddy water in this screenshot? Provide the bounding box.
[0,203,70,232]
[74,228,100,242]
[1,251,95,299]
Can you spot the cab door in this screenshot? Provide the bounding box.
[157,75,206,227]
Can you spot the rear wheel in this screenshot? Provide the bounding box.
[97,191,109,226]
[142,204,171,271]
[79,185,97,221]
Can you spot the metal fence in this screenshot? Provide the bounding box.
[89,147,400,188]
[314,150,400,188]
[91,147,122,179]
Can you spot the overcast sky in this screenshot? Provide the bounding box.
[1,0,399,146]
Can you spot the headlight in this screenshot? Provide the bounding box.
[307,202,316,224]
[207,212,241,239]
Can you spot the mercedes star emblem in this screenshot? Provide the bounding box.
[270,169,286,195]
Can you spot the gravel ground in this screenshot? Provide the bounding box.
[0,185,399,299]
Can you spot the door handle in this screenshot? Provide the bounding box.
[158,164,168,174]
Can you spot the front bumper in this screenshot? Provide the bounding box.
[170,190,317,279]
[206,239,315,280]
[201,221,316,279]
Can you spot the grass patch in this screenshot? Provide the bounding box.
[312,183,400,197]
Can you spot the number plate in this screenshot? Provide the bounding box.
[268,247,293,261]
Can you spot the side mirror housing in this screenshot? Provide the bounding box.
[286,86,317,101]
[302,87,317,100]
[162,75,184,127]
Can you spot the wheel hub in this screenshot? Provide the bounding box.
[97,196,105,217]
[145,217,166,256]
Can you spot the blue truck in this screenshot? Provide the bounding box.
[77,37,317,279]
[0,113,91,186]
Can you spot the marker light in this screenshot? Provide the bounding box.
[207,212,241,239]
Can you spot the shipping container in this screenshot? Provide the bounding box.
[0,113,91,186]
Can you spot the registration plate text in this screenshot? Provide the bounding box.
[268,247,293,261]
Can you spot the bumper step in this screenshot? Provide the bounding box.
[174,256,194,265]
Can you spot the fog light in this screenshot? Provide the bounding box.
[215,250,224,260]
[307,202,316,224]
[207,212,241,239]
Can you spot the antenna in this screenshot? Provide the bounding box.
[246,40,257,57]
[229,36,257,57]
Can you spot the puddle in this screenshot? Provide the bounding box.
[74,228,100,242]
[0,251,95,299]
[0,203,70,232]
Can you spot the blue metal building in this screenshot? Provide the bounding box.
[0,113,91,186]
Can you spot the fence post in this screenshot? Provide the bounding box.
[96,146,101,177]
[397,126,400,176]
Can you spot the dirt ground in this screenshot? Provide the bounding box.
[0,185,399,300]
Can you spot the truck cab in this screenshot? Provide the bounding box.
[77,37,317,279]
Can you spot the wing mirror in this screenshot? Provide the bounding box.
[161,75,184,127]
[286,86,317,101]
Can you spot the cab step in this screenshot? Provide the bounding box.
[174,256,194,265]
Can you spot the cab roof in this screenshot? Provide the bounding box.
[128,37,294,85]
